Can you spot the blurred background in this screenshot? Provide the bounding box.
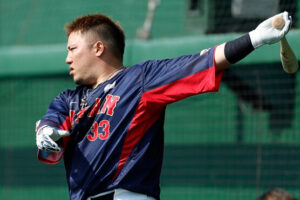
[1,0,300,199]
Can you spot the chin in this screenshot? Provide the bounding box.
[74,78,92,86]
[74,77,84,85]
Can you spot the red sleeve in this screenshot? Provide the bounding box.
[142,46,224,105]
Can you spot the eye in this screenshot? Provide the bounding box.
[68,47,76,52]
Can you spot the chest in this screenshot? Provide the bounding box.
[69,75,143,129]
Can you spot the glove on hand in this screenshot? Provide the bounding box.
[36,121,70,152]
[249,11,292,48]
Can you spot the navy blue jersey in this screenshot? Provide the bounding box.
[37,47,223,200]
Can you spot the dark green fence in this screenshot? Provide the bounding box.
[1,0,300,199]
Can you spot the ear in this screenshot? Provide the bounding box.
[94,41,105,57]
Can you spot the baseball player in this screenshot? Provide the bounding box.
[36,12,291,200]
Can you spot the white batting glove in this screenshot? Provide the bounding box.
[249,11,292,48]
[36,121,70,152]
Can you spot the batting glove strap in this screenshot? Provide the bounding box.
[249,11,291,49]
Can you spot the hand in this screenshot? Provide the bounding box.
[36,121,70,152]
[249,11,292,48]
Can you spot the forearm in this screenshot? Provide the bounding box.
[214,43,231,71]
[215,33,254,71]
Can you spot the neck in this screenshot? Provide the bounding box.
[92,65,124,89]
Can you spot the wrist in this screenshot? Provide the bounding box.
[249,30,263,49]
[224,33,254,64]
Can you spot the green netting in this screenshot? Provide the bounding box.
[1,0,300,199]
[1,65,300,199]
[0,0,187,46]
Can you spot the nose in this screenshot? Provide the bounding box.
[66,52,72,64]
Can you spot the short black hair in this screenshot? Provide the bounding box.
[65,14,125,61]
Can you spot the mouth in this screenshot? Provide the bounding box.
[69,67,74,76]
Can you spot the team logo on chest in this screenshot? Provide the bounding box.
[70,94,120,141]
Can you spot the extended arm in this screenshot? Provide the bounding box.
[214,11,291,72]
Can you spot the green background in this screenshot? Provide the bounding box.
[1,0,300,199]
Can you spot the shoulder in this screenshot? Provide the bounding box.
[124,53,203,74]
[126,59,166,74]
[57,85,85,100]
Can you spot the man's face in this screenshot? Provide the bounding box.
[66,31,98,86]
